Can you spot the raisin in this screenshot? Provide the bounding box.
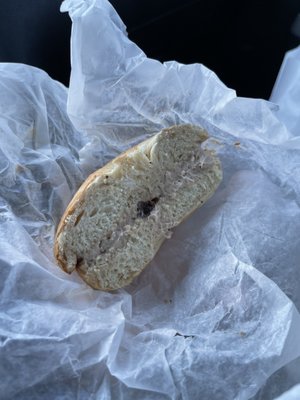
[74,211,84,226]
[136,197,159,218]
[76,257,83,268]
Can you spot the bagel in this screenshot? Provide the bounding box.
[54,124,222,290]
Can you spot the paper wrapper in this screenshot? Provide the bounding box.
[1,1,300,399]
[270,45,300,140]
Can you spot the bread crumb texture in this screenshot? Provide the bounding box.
[55,125,222,290]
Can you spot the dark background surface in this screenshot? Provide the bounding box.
[0,0,299,99]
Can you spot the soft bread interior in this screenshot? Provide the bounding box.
[55,125,222,290]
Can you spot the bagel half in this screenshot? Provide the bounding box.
[54,125,222,290]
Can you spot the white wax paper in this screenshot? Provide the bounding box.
[274,384,300,400]
[1,1,300,399]
[270,45,300,139]
[252,45,300,400]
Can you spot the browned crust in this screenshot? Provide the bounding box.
[53,124,214,287]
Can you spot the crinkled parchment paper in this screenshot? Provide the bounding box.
[1,1,300,399]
